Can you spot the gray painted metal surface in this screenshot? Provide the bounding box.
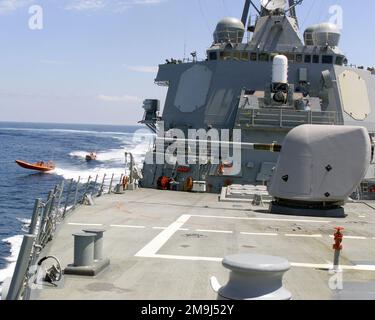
[217,254,292,300]
[6,235,35,300]
[28,189,375,300]
[139,0,375,193]
[72,233,96,267]
[83,229,106,261]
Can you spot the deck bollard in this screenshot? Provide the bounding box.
[210,254,292,300]
[65,231,110,276]
[114,183,125,194]
[73,233,96,267]
[83,229,106,261]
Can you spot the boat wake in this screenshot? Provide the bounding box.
[0,125,154,293]
[61,135,151,181]
[0,235,24,293]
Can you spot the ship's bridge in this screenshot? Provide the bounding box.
[207,13,346,67]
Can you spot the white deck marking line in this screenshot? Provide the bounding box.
[240,232,278,236]
[110,225,146,229]
[135,214,191,257]
[152,227,190,231]
[145,254,375,271]
[152,254,222,262]
[68,223,103,226]
[285,234,322,238]
[190,214,330,224]
[329,235,367,240]
[196,229,233,234]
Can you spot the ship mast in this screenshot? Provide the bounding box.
[241,0,260,28]
[288,0,297,20]
[241,0,304,28]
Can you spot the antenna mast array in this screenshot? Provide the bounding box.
[241,0,304,28]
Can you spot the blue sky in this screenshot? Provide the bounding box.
[0,0,374,125]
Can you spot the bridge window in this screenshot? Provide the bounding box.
[220,51,232,60]
[296,54,303,63]
[322,55,333,64]
[304,55,312,63]
[233,52,241,60]
[209,52,218,60]
[335,56,344,66]
[285,53,295,62]
[250,52,257,61]
[313,55,320,63]
[259,53,269,61]
[241,52,249,61]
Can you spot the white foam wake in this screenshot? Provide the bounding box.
[16,218,31,233]
[61,136,152,181]
[0,235,24,289]
[0,127,141,137]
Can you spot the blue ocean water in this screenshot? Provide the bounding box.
[0,122,149,283]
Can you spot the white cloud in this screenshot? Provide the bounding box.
[40,59,72,65]
[126,65,158,74]
[65,0,165,12]
[0,0,32,14]
[97,94,142,103]
[65,0,107,11]
[0,0,165,14]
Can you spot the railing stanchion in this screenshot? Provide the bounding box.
[108,173,114,194]
[82,176,92,201]
[29,199,42,235]
[63,179,74,217]
[92,174,99,195]
[73,176,81,209]
[6,235,36,300]
[99,174,106,196]
[56,181,64,217]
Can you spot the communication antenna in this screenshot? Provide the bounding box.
[284,0,304,26]
[241,0,261,28]
[260,0,288,11]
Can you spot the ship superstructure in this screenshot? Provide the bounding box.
[140,0,375,195]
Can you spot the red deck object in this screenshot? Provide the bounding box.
[333,227,344,251]
[177,166,191,173]
[157,176,171,190]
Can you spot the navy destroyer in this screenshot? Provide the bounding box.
[3,0,375,301]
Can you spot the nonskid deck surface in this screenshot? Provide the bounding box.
[33,189,375,300]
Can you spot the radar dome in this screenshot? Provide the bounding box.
[213,17,245,44]
[304,23,341,47]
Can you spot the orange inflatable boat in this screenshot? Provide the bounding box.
[15,160,55,172]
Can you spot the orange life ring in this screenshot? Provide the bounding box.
[157,176,170,190]
[122,176,129,190]
[218,164,225,175]
[184,176,194,192]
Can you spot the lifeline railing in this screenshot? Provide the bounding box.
[4,172,125,300]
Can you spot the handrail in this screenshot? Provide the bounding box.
[239,109,338,128]
[4,172,124,300]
